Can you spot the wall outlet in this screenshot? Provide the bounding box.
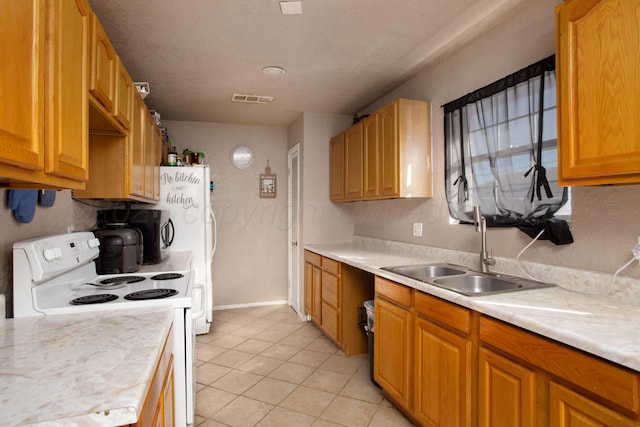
[413,222,423,237]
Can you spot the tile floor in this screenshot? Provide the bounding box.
[194,304,415,427]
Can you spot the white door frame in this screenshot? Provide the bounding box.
[287,144,301,314]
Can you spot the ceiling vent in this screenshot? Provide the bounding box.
[232,94,274,104]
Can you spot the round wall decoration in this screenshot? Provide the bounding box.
[230,145,254,169]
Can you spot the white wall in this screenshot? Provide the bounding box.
[164,120,290,307]
[300,112,355,246]
[352,0,640,279]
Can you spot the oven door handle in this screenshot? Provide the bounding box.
[191,283,205,320]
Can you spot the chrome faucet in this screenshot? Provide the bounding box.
[473,206,495,273]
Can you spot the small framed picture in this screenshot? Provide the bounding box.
[259,174,277,198]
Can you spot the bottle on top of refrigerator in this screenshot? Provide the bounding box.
[168,140,177,166]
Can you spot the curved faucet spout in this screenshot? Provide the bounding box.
[473,206,495,273]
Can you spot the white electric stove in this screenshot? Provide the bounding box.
[12,232,199,427]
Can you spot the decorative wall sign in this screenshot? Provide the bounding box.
[259,160,276,198]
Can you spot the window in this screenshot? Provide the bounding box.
[443,55,571,243]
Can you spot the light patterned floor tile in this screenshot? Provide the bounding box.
[255,407,315,427]
[319,395,379,427]
[243,377,297,405]
[211,369,263,394]
[211,395,274,427]
[267,361,315,384]
[196,306,416,427]
[279,386,337,417]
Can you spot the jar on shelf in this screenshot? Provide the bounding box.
[198,152,206,165]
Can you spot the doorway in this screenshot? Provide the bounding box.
[287,144,301,314]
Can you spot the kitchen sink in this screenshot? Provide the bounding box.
[433,275,524,296]
[381,263,555,296]
[381,263,467,281]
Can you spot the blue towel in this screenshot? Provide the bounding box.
[8,190,38,223]
[39,190,56,207]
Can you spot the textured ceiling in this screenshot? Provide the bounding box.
[88,0,526,126]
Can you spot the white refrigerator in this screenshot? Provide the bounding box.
[150,165,215,335]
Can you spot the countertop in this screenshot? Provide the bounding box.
[306,242,640,373]
[0,306,174,426]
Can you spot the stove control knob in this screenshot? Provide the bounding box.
[43,247,62,261]
[88,238,100,248]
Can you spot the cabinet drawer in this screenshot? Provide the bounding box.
[375,276,412,308]
[322,302,339,343]
[322,257,340,275]
[415,291,471,335]
[480,316,640,415]
[322,271,339,308]
[304,250,321,266]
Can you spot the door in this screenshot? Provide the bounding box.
[288,144,301,313]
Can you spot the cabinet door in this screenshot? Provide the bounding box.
[0,1,44,171]
[374,296,412,410]
[344,123,363,200]
[479,348,536,427]
[363,113,380,198]
[44,0,90,182]
[114,57,133,130]
[312,265,322,325]
[163,358,175,427]
[144,114,156,199]
[304,261,313,315]
[556,0,640,185]
[329,133,345,201]
[550,382,639,427]
[378,101,399,196]
[130,94,145,197]
[414,315,472,427]
[90,14,116,112]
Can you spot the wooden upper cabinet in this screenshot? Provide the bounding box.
[0,0,89,189]
[114,57,133,130]
[344,122,364,200]
[380,99,432,198]
[329,98,432,202]
[0,1,44,173]
[556,0,640,185]
[329,133,345,201]
[363,113,380,198]
[130,94,146,198]
[89,13,116,113]
[45,0,90,183]
[379,101,399,197]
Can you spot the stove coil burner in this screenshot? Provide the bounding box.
[151,273,184,281]
[70,294,119,305]
[99,276,145,285]
[124,289,179,301]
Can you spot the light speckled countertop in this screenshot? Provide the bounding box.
[0,306,174,426]
[306,241,640,373]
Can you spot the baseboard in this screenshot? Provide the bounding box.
[213,300,289,311]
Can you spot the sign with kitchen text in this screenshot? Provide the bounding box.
[160,170,201,210]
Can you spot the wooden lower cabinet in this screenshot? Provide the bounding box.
[372,276,640,426]
[133,325,174,427]
[481,316,640,426]
[415,312,472,426]
[303,250,373,355]
[478,348,535,427]
[550,382,639,427]
[375,295,413,409]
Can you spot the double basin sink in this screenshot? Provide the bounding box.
[381,263,555,297]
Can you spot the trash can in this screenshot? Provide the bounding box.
[363,300,379,387]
